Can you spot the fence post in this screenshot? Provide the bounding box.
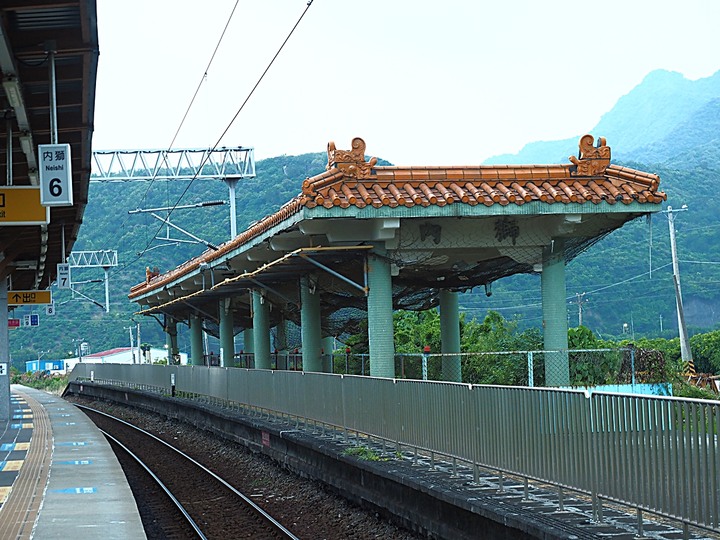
[528,351,534,387]
[422,345,430,381]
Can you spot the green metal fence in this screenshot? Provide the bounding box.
[69,363,719,534]
[331,347,656,388]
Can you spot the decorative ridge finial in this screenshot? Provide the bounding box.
[326,137,378,179]
[569,134,611,176]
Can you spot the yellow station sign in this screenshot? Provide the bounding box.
[8,290,52,305]
[0,187,50,225]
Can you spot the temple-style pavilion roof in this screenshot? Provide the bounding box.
[129,135,665,337]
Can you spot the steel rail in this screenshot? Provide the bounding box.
[77,404,299,540]
[101,429,206,540]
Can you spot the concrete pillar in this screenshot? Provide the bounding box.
[300,275,322,372]
[367,246,395,377]
[541,239,570,386]
[189,314,204,366]
[219,297,235,367]
[439,289,461,382]
[243,328,254,353]
[242,327,254,368]
[252,290,271,369]
[0,277,9,422]
[275,319,288,370]
[322,336,335,373]
[164,317,179,365]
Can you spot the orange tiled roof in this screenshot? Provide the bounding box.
[300,136,663,209]
[129,135,664,299]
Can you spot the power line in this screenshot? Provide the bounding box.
[168,0,240,149]
[134,0,315,263]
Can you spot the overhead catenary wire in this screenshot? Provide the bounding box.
[126,0,242,261]
[97,0,312,285]
[132,0,315,264]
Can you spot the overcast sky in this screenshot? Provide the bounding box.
[92,1,720,166]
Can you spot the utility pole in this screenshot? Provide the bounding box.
[574,293,588,327]
[664,205,692,366]
[124,326,135,363]
[136,323,141,363]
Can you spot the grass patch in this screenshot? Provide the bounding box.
[343,445,387,461]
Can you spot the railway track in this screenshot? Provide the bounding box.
[77,404,299,540]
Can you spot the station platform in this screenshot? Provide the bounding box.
[0,385,146,539]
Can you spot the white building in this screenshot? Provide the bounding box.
[65,346,188,372]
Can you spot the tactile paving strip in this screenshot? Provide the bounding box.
[0,389,52,540]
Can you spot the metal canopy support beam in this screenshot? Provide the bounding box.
[246,277,296,308]
[180,300,218,324]
[134,247,374,317]
[541,238,569,386]
[298,253,368,295]
[300,275,322,373]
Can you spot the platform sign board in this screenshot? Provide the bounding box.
[0,187,49,225]
[8,319,20,329]
[39,143,73,207]
[8,290,52,306]
[56,263,70,289]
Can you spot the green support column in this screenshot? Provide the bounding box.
[189,314,204,366]
[439,289,461,382]
[164,317,179,365]
[243,328,254,353]
[219,297,235,368]
[367,246,395,377]
[275,319,288,370]
[322,336,335,373]
[252,290,271,369]
[300,275,322,372]
[541,239,570,386]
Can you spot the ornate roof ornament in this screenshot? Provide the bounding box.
[327,137,378,179]
[569,134,611,176]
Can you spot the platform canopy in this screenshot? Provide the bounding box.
[129,135,665,337]
[0,1,98,289]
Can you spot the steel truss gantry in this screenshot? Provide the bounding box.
[68,250,119,313]
[90,147,256,239]
[90,147,255,182]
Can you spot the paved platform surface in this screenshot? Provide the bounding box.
[0,385,146,539]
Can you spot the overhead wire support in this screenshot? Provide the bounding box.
[90,148,255,183]
[115,0,315,264]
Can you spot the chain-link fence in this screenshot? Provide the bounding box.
[329,347,670,389]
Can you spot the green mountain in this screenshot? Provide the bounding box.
[478,69,720,338]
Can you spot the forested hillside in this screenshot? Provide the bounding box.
[9,69,720,367]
